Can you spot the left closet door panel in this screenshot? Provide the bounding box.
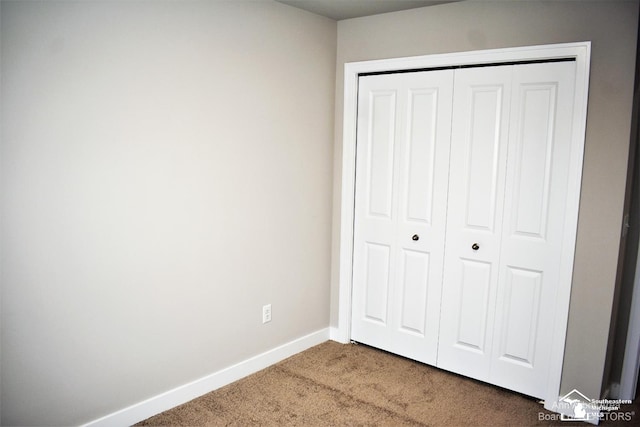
[351,71,454,365]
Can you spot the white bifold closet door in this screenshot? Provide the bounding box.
[351,70,454,365]
[351,60,577,400]
[438,61,577,398]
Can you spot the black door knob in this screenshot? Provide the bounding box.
[472,243,480,250]
[412,234,419,241]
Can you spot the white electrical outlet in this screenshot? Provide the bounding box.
[262,304,272,324]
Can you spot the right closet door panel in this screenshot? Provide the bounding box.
[437,61,577,400]
[490,61,577,398]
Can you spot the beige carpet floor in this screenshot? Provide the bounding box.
[137,341,639,426]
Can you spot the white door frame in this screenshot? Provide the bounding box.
[334,42,591,415]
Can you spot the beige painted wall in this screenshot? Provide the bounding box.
[0,1,335,425]
[330,0,638,400]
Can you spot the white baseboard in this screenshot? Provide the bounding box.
[82,328,330,427]
[329,326,348,343]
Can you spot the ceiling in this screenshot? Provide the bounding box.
[275,0,459,21]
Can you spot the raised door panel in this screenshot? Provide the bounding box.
[510,82,557,238]
[397,249,431,334]
[363,242,392,324]
[403,88,440,224]
[490,61,577,399]
[437,66,512,380]
[367,91,397,219]
[455,259,493,352]
[464,88,505,231]
[497,267,542,366]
